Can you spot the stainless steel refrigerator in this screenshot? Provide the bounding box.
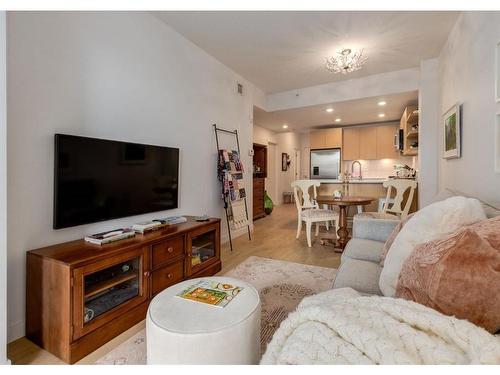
[310,148,341,179]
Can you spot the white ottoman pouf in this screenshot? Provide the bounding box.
[146,276,261,364]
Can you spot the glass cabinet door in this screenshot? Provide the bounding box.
[83,257,140,323]
[72,247,149,340]
[187,223,220,276]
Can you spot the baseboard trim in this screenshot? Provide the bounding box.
[7,319,24,344]
[221,224,254,245]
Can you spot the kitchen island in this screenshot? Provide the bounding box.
[313,178,386,184]
[317,179,386,213]
[316,178,418,214]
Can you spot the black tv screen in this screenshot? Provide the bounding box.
[54,134,179,229]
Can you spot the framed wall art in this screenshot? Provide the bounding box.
[281,153,290,171]
[442,104,461,159]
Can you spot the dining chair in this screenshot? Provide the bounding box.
[291,180,339,247]
[355,179,418,221]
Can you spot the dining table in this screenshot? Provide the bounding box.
[316,195,376,252]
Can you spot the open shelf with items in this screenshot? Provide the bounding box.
[406,130,419,138]
[84,268,138,299]
[400,105,419,156]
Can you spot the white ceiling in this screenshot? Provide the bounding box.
[155,11,459,93]
[253,91,418,132]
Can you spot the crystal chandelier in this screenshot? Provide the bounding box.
[325,48,368,74]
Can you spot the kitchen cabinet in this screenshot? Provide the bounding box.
[309,131,325,149]
[342,123,400,161]
[324,128,342,148]
[376,124,400,159]
[359,127,377,159]
[310,128,342,149]
[342,128,360,161]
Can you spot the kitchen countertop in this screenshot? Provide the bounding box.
[314,178,386,184]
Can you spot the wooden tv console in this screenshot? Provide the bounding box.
[26,217,221,364]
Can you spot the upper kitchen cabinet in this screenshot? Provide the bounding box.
[342,123,400,161]
[359,127,377,159]
[310,128,342,149]
[324,128,342,148]
[309,131,324,149]
[342,128,360,160]
[376,124,400,159]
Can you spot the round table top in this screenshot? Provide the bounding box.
[148,276,260,334]
[316,195,376,206]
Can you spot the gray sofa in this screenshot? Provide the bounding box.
[332,216,398,295]
[333,188,500,296]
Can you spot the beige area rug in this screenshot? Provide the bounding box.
[94,256,337,364]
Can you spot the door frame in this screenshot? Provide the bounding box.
[294,149,301,181]
[0,11,8,365]
[266,141,279,205]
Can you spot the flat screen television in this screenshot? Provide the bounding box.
[54,134,179,229]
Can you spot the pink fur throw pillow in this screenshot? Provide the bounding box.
[380,213,415,267]
[395,216,500,333]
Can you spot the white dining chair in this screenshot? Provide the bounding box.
[291,180,339,247]
[355,179,418,221]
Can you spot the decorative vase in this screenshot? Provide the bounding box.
[264,191,273,215]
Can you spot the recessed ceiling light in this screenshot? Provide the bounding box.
[378,113,386,118]
[335,118,341,122]
[282,124,288,129]
[378,101,386,106]
[326,108,334,113]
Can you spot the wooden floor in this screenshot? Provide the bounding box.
[8,203,341,365]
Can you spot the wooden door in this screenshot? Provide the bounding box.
[324,128,342,148]
[186,222,220,277]
[342,127,360,160]
[376,124,399,159]
[359,127,378,159]
[309,130,325,149]
[72,246,150,341]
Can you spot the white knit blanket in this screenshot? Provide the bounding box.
[261,288,500,365]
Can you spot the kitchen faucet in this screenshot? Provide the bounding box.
[351,160,362,180]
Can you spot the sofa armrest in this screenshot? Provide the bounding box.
[352,216,399,243]
[333,258,382,296]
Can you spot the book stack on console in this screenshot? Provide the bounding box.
[84,228,135,245]
[132,221,163,234]
[154,216,188,225]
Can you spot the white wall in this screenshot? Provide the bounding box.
[0,11,8,365]
[7,11,265,341]
[253,123,276,145]
[267,67,420,112]
[418,58,440,207]
[275,132,301,203]
[299,132,310,179]
[438,12,500,205]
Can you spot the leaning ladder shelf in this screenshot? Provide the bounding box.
[213,124,252,252]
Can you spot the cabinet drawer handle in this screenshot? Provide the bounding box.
[144,271,150,277]
[167,247,174,253]
[167,273,173,279]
